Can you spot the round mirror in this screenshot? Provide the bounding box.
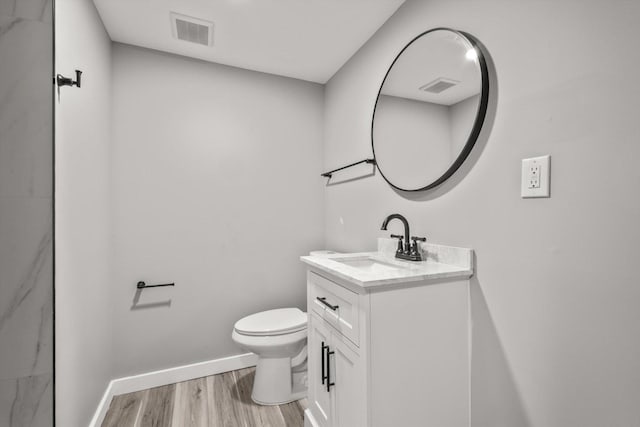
[372,28,489,192]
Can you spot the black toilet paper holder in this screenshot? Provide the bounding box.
[136,281,175,290]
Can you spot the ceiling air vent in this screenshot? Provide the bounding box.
[170,12,214,46]
[419,78,460,94]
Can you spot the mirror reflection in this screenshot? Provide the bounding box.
[372,28,487,191]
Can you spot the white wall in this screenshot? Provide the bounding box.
[110,44,325,378]
[55,0,113,425]
[324,1,640,426]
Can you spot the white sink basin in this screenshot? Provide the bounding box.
[300,239,473,290]
[334,257,403,273]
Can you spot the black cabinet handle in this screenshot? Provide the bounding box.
[316,297,339,311]
[326,346,335,392]
[321,341,328,385]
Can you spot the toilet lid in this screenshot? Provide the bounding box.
[234,308,307,336]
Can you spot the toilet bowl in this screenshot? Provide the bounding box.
[232,307,308,405]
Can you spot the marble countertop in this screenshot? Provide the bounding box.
[300,238,474,291]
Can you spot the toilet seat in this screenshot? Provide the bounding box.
[234,308,307,337]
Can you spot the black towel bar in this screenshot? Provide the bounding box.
[321,158,376,178]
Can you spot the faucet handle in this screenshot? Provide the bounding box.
[410,236,427,256]
[390,234,404,253]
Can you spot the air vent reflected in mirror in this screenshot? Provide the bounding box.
[419,77,460,94]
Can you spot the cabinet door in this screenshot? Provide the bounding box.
[331,332,364,427]
[308,313,333,427]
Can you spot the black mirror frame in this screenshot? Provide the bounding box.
[371,27,490,192]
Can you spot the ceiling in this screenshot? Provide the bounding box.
[93,0,405,84]
[380,29,481,106]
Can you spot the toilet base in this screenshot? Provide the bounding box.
[251,357,307,405]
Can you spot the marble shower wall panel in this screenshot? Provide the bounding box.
[0,199,53,380]
[0,17,53,199]
[0,374,52,426]
[0,0,53,425]
[0,0,52,22]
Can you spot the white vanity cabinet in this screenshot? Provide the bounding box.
[307,308,364,427]
[302,241,474,427]
[307,269,367,427]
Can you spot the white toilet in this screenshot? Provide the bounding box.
[232,250,338,405]
[232,307,308,405]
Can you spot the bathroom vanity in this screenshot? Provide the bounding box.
[300,239,474,427]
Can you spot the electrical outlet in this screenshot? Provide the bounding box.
[521,155,550,198]
[528,164,540,189]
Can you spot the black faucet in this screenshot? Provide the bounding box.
[381,213,410,250]
[380,214,426,261]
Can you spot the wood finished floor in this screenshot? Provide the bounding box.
[101,367,307,427]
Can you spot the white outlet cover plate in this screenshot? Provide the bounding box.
[521,155,551,198]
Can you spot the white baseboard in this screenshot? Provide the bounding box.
[89,382,115,427]
[89,352,258,427]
